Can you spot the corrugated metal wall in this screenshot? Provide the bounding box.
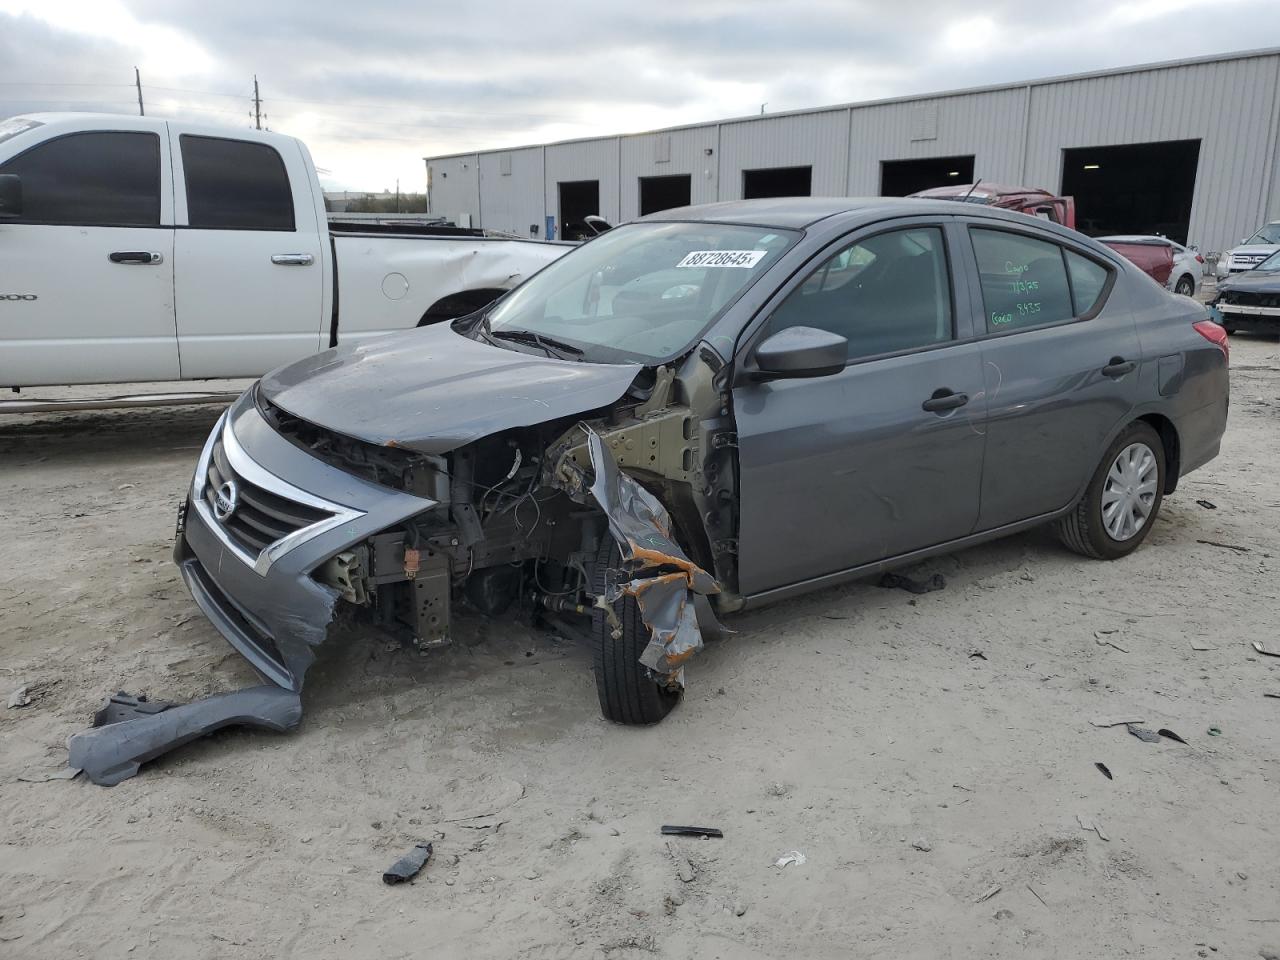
[846,88,1030,194]
[427,50,1280,252]
[426,154,479,227]
[476,146,544,236]
[718,109,851,198]
[1024,52,1280,251]
[545,137,622,228]
[619,127,719,219]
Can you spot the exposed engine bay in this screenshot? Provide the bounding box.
[258,346,738,692]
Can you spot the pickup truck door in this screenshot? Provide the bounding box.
[169,129,325,378]
[0,126,177,386]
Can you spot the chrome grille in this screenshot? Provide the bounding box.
[204,438,331,555]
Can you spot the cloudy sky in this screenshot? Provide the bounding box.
[1,0,1274,191]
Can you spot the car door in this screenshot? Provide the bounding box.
[959,221,1141,531]
[171,130,324,378]
[733,220,987,597]
[0,126,177,386]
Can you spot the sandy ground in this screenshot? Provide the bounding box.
[2,339,1279,960]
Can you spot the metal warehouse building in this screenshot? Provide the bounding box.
[425,47,1280,254]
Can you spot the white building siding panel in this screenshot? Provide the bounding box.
[426,154,479,227]
[545,137,621,228]
[619,127,720,219]
[477,147,544,236]
[717,110,851,199]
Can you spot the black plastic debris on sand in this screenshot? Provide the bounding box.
[1195,499,1218,510]
[661,825,724,838]
[878,572,946,595]
[383,842,434,885]
[1158,728,1188,744]
[1095,762,1114,780]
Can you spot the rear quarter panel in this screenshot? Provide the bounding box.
[332,236,569,345]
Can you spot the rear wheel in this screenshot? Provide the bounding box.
[1054,422,1165,560]
[1174,275,1195,297]
[589,537,682,725]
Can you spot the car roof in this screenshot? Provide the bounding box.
[638,196,1053,230]
[1099,235,1174,245]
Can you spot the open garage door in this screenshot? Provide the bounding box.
[742,166,811,199]
[639,174,692,215]
[1062,140,1200,244]
[558,180,600,241]
[881,155,975,196]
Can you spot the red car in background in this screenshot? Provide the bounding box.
[910,183,1076,228]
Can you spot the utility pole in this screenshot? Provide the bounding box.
[252,75,262,130]
[395,178,400,213]
[135,67,144,116]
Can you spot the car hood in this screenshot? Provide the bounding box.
[260,324,642,455]
[1219,269,1280,293]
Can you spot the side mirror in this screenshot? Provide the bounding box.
[753,326,847,380]
[0,174,21,219]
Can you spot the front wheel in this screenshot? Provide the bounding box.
[1054,422,1165,560]
[589,537,682,725]
[1174,275,1195,297]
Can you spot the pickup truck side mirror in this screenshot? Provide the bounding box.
[753,326,848,380]
[0,174,21,219]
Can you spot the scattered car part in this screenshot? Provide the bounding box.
[660,825,724,838]
[774,851,807,868]
[1090,715,1145,727]
[1095,762,1114,780]
[382,842,434,884]
[1158,728,1188,744]
[1126,723,1161,743]
[878,571,946,594]
[67,686,302,786]
[7,685,29,708]
[1197,539,1249,553]
[16,766,82,783]
[1252,641,1280,657]
[1195,499,1217,510]
[975,884,1003,903]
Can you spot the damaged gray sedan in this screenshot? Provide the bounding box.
[173,197,1229,726]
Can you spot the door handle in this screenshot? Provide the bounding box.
[271,253,314,266]
[109,251,163,265]
[922,389,969,413]
[1101,357,1137,378]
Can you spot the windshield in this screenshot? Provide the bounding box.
[1255,249,1280,271]
[1245,224,1280,245]
[482,221,798,363]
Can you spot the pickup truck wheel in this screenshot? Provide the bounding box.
[589,537,682,725]
[1054,422,1165,560]
[1174,275,1195,297]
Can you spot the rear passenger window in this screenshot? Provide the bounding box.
[1065,250,1109,315]
[769,226,952,362]
[181,135,295,231]
[971,229,1075,333]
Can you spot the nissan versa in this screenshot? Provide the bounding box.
[174,198,1230,725]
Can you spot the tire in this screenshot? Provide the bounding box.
[1174,275,1195,297]
[589,536,682,725]
[1054,422,1165,560]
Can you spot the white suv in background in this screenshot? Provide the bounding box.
[1217,221,1280,277]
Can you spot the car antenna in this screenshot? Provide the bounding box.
[961,178,983,201]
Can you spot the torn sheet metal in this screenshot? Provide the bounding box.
[584,428,722,683]
[67,685,302,787]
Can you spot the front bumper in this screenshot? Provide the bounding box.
[174,390,435,690]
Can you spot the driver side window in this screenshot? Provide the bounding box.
[768,227,953,362]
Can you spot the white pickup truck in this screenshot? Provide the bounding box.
[0,113,569,390]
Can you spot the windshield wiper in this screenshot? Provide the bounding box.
[488,328,584,360]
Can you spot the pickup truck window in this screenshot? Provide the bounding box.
[180,135,295,231]
[0,131,160,227]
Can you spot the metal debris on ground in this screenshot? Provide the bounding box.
[1264,693,1280,700]
[1077,814,1109,841]
[660,825,723,838]
[1252,641,1280,658]
[878,571,946,595]
[1207,726,1223,737]
[382,842,433,885]
[1094,762,1114,780]
[1190,639,1216,651]
[1126,724,1162,743]
[17,766,82,783]
[975,884,1002,903]
[7,685,30,709]
[1158,728,1188,744]
[1026,883,1049,907]
[1094,631,1129,653]
[969,650,987,661]
[1090,715,1146,728]
[1196,539,1250,553]
[774,850,807,868]
[1195,499,1218,509]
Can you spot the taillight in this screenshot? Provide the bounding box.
[1195,254,1205,264]
[1193,319,1229,362]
